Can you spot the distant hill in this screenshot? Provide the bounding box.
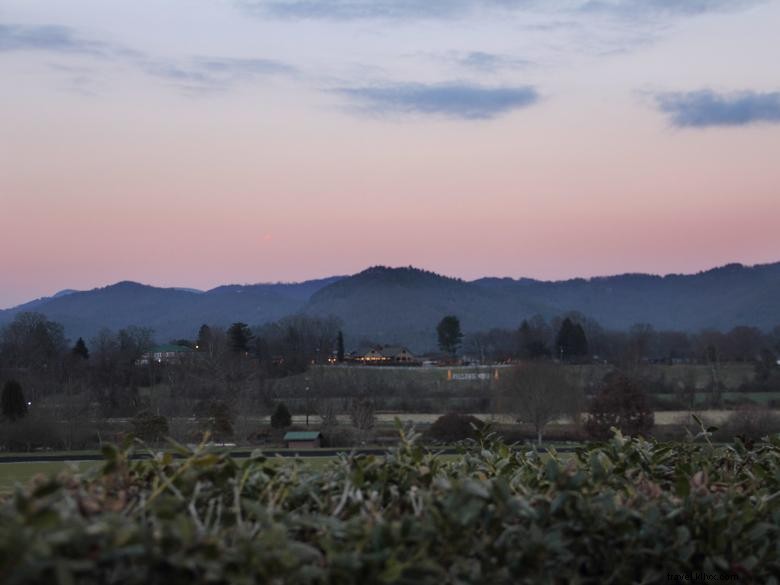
[0,277,344,342]
[1,263,778,351]
[471,262,780,332]
[302,263,780,349]
[303,266,549,349]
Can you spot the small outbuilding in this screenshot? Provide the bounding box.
[283,431,322,449]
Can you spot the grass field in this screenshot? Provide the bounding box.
[654,391,780,405]
[0,455,343,494]
[0,461,99,493]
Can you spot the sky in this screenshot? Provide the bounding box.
[1,0,779,308]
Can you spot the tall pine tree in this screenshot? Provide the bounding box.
[1,380,28,421]
[437,315,463,357]
[336,331,345,363]
[227,322,253,354]
[72,337,89,359]
[196,324,212,352]
[555,318,588,361]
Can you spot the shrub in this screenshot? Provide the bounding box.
[192,400,234,440]
[586,372,654,439]
[270,402,292,429]
[427,412,485,443]
[3,430,780,582]
[0,411,64,451]
[130,410,169,443]
[323,426,358,448]
[348,397,375,431]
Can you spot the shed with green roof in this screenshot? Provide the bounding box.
[283,431,322,449]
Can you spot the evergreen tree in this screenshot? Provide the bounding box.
[227,322,253,354]
[1,380,28,421]
[196,324,212,352]
[72,337,90,360]
[518,319,551,359]
[437,315,463,357]
[555,318,589,361]
[271,402,292,429]
[555,318,574,360]
[572,323,589,357]
[336,331,345,363]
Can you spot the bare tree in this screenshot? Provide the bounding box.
[500,363,583,445]
[316,398,341,428]
[349,396,376,437]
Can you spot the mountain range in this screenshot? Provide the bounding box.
[2,262,779,352]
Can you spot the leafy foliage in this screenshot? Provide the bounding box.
[2,426,780,583]
[427,413,485,443]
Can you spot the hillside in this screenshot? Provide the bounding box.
[303,266,551,349]
[301,263,780,349]
[0,277,344,342]
[472,262,780,331]
[1,263,778,349]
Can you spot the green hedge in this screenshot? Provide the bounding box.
[1,425,780,584]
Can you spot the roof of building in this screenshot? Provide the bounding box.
[379,346,413,357]
[283,431,321,441]
[150,344,194,353]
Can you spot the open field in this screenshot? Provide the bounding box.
[140,363,760,405]
[254,409,773,426]
[267,362,758,391]
[653,391,780,405]
[2,407,769,491]
[0,457,342,493]
[0,461,98,493]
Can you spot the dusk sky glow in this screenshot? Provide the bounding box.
[1,0,779,308]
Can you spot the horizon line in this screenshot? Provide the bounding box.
[3,258,777,312]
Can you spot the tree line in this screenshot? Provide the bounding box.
[463,312,780,367]
[2,309,779,451]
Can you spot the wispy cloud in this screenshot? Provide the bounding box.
[1,24,294,94]
[241,0,483,20]
[48,63,104,96]
[240,0,761,21]
[582,0,763,18]
[655,90,780,128]
[0,24,136,58]
[457,51,533,72]
[140,57,295,93]
[336,82,539,119]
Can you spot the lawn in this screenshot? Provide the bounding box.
[0,461,98,493]
[653,391,780,406]
[0,455,340,493]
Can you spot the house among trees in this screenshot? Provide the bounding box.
[283,431,322,449]
[137,344,194,365]
[348,345,420,366]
